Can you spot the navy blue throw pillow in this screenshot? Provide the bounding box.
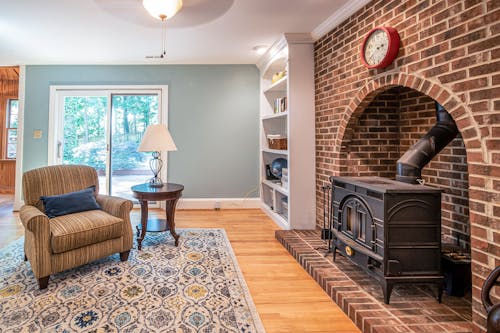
[41,186,101,218]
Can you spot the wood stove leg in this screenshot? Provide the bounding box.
[382,281,394,304]
[332,246,338,262]
[437,282,443,303]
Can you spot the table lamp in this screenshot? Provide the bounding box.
[138,124,177,187]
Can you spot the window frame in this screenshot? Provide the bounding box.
[4,98,18,159]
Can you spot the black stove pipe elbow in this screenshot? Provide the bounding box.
[396,102,458,184]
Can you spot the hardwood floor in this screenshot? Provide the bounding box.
[1,206,360,333]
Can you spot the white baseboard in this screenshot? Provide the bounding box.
[13,198,261,211]
[177,198,260,210]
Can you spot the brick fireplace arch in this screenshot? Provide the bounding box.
[317,71,494,330]
[336,72,484,168]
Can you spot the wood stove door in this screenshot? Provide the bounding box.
[340,196,374,250]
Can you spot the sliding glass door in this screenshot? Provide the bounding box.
[49,86,168,202]
[110,94,158,198]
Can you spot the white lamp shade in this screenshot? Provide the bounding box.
[138,124,177,152]
[142,0,183,20]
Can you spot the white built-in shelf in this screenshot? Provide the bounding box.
[261,111,288,120]
[258,34,315,230]
[262,148,288,155]
[263,76,287,94]
[262,179,289,196]
[261,203,289,230]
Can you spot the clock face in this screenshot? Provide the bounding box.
[360,26,400,69]
[364,29,389,66]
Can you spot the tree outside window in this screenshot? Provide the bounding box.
[6,99,18,159]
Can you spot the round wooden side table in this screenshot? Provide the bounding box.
[131,183,184,250]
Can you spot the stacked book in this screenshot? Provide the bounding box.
[281,168,288,189]
[274,97,287,113]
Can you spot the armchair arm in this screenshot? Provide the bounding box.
[19,205,52,278]
[96,195,133,219]
[20,205,50,233]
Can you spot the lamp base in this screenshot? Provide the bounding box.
[149,177,164,188]
[148,151,164,187]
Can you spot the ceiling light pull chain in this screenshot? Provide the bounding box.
[161,15,167,58]
[143,0,182,59]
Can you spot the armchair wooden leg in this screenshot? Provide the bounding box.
[38,276,49,289]
[120,250,130,262]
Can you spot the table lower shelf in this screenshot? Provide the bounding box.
[139,218,169,232]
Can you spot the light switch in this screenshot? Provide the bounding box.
[33,130,43,139]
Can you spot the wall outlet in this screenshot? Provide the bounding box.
[214,201,221,211]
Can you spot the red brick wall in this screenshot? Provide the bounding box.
[314,1,499,331]
[340,87,400,178]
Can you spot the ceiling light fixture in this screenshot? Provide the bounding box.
[143,0,183,59]
[143,0,183,20]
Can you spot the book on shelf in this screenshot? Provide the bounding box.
[273,97,288,114]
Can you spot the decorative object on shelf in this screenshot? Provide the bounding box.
[270,158,287,178]
[138,124,177,187]
[271,70,287,83]
[273,97,287,113]
[267,134,287,150]
[142,0,183,59]
[360,26,400,69]
[265,164,279,181]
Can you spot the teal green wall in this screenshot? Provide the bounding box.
[24,65,260,198]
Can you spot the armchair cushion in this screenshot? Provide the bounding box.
[50,210,123,254]
[41,186,101,218]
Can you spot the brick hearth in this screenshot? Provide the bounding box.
[276,229,472,333]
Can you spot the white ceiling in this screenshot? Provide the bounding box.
[0,0,358,65]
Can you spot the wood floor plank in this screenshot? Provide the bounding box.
[1,204,360,333]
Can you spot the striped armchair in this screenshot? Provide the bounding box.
[20,165,134,289]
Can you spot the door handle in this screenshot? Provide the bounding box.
[57,141,62,158]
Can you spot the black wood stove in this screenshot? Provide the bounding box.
[329,103,459,304]
[331,176,444,304]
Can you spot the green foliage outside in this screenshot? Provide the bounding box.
[62,95,158,172]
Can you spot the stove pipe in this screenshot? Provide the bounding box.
[396,102,458,184]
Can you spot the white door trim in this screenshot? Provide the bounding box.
[47,85,169,197]
[13,66,26,211]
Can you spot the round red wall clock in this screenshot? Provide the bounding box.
[360,26,400,69]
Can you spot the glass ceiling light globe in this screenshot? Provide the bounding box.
[143,0,183,20]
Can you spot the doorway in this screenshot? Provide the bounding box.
[49,86,168,202]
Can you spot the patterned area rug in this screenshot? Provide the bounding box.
[0,229,265,332]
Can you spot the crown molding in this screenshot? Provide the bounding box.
[256,33,313,71]
[311,0,371,41]
[256,36,286,72]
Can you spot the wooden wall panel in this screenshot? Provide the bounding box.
[0,160,15,193]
